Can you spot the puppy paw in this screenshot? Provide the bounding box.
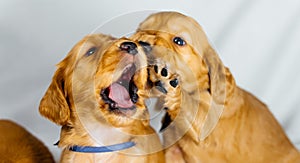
[148,64,179,96]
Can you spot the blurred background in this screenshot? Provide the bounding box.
[1,0,300,161]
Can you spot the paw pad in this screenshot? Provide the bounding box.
[169,78,178,88]
[161,67,168,77]
[154,65,158,73]
[154,81,168,94]
[149,64,179,94]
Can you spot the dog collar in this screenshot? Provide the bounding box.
[68,141,136,153]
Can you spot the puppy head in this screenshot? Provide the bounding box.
[131,12,231,140]
[39,34,149,128]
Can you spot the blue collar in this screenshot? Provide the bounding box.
[68,141,135,153]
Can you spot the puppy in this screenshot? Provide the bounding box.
[131,12,300,162]
[39,34,164,162]
[0,119,54,163]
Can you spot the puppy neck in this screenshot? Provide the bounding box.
[58,115,162,157]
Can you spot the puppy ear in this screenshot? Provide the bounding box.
[200,45,226,141]
[39,68,70,125]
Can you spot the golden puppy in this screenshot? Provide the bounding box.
[0,119,54,163]
[39,34,164,162]
[131,12,300,162]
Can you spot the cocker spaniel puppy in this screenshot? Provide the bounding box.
[131,11,300,162]
[39,34,164,162]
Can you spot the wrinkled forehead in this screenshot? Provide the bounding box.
[137,12,209,55]
[79,34,116,54]
[59,34,116,70]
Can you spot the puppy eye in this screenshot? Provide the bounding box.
[173,37,186,46]
[85,47,97,56]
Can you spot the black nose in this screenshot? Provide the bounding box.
[138,41,152,53]
[120,42,138,55]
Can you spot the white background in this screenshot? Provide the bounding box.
[1,0,299,161]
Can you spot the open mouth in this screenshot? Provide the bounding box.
[100,64,138,115]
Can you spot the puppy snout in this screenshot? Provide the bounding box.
[120,42,138,55]
[138,41,152,53]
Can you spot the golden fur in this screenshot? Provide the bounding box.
[0,119,54,163]
[131,11,300,162]
[39,34,164,162]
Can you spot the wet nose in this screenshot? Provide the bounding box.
[120,42,138,55]
[138,41,152,53]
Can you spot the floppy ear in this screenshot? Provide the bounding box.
[39,68,70,126]
[199,45,226,141]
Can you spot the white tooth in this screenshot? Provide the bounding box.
[122,64,133,75]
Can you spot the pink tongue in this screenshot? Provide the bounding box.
[108,83,134,108]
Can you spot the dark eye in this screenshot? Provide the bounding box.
[85,47,97,56]
[173,37,186,46]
